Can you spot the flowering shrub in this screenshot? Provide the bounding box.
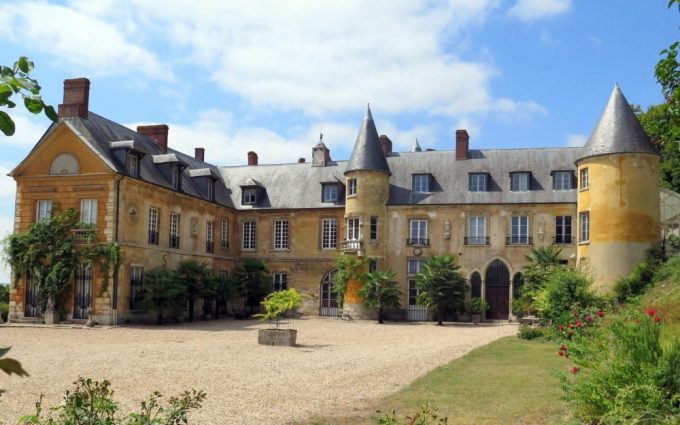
[556,307,680,423]
[533,267,600,325]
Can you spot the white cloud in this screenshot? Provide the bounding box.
[0,109,50,148]
[508,0,571,22]
[565,133,587,147]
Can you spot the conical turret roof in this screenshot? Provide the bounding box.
[579,84,657,162]
[345,105,391,175]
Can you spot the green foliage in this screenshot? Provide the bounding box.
[213,273,237,320]
[525,246,562,269]
[0,283,8,322]
[533,266,599,325]
[359,270,403,324]
[0,57,58,137]
[516,246,564,317]
[234,259,271,316]
[0,346,29,397]
[174,260,211,322]
[136,266,186,325]
[465,297,488,315]
[333,255,367,308]
[376,404,448,425]
[18,377,205,424]
[517,325,548,341]
[255,289,304,329]
[557,308,680,424]
[613,261,658,303]
[414,255,468,326]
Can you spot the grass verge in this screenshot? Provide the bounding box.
[305,336,569,424]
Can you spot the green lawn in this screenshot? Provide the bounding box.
[304,336,569,424]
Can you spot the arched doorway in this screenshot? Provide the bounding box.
[484,259,510,319]
[469,272,482,299]
[319,269,338,317]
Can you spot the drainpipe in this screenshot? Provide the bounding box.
[112,175,124,325]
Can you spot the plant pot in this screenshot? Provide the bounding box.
[258,328,297,346]
[471,314,482,324]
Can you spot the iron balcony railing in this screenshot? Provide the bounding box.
[340,239,363,251]
[553,235,573,245]
[148,231,159,245]
[169,235,180,249]
[506,236,533,246]
[464,236,490,246]
[406,237,430,247]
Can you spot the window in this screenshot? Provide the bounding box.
[130,266,143,310]
[368,258,378,272]
[206,221,214,253]
[321,218,337,249]
[408,219,428,246]
[221,219,229,249]
[580,212,590,243]
[80,199,97,226]
[169,213,180,249]
[510,216,529,244]
[322,184,338,202]
[412,174,430,192]
[346,217,360,240]
[555,216,572,244]
[467,215,487,245]
[553,171,572,190]
[407,258,425,275]
[171,166,180,190]
[273,273,288,291]
[470,272,482,298]
[370,217,378,241]
[347,178,357,196]
[469,173,487,192]
[242,220,256,250]
[207,180,214,201]
[242,188,257,205]
[36,200,52,222]
[274,219,289,250]
[148,208,159,245]
[510,172,530,192]
[126,154,138,177]
[407,258,426,306]
[580,168,589,190]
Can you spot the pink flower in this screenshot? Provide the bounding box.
[597,311,604,318]
[560,344,567,351]
[585,315,592,322]
[571,366,579,374]
[558,351,564,357]
[559,324,564,331]
[647,308,655,317]
[576,320,583,328]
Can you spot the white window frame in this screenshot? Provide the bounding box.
[580,168,589,190]
[553,171,572,191]
[468,215,487,245]
[555,216,572,244]
[322,184,338,202]
[511,172,529,192]
[412,174,429,193]
[407,258,426,307]
[126,154,138,177]
[409,219,428,245]
[242,220,257,250]
[273,219,289,250]
[221,219,229,249]
[36,200,52,222]
[580,212,590,243]
[321,218,338,249]
[169,213,180,249]
[148,207,159,245]
[511,215,529,244]
[206,221,214,252]
[470,173,487,192]
[243,188,257,204]
[272,273,288,292]
[346,217,360,241]
[347,178,357,196]
[79,199,97,226]
[207,180,214,201]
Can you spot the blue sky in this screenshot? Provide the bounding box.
[0,0,677,282]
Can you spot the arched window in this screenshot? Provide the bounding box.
[319,269,337,316]
[470,272,482,298]
[49,152,80,175]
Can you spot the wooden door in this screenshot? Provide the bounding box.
[484,260,509,320]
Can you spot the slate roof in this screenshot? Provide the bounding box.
[579,85,657,162]
[345,105,391,175]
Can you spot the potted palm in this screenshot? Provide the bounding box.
[358,270,402,324]
[256,289,304,346]
[466,297,489,324]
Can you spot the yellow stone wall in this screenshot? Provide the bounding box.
[576,153,661,290]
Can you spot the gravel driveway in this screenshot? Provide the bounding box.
[1,318,517,424]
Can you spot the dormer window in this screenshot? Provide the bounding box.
[322,184,339,202]
[552,171,573,191]
[510,172,530,192]
[171,165,181,190]
[243,188,257,205]
[412,174,430,193]
[469,173,488,192]
[126,154,139,177]
[207,179,214,201]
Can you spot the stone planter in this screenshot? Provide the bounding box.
[258,328,297,346]
[471,314,482,324]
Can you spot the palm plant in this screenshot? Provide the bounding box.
[358,270,403,324]
[525,246,562,269]
[174,259,210,322]
[213,273,237,319]
[235,259,271,315]
[137,266,186,325]
[522,246,564,315]
[415,255,468,326]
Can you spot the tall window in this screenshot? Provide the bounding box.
[148,208,159,245]
[510,172,530,192]
[171,166,180,190]
[469,173,487,192]
[346,217,360,240]
[467,215,487,245]
[412,174,429,192]
[206,221,214,253]
[580,212,590,243]
[80,199,97,226]
[207,180,214,201]
[130,266,143,310]
[322,184,338,202]
[470,272,482,298]
[347,178,357,196]
[510,215,529,244]
[407,258,425,306]
[408,219,428,246]
[126,154,138,177]
[242,188,257,204]
[169,213,180,249]
[36,200,52,222]
[221,219,229,249]
[555,216,572,244]
[370,217,378,241]
[242,220,256,250]
[580,168,589,190]
[553,171,572,190]
[321,218,338,249]
[274,219,289,250]
[273,273,288,291]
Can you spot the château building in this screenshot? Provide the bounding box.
[7,79,661,324]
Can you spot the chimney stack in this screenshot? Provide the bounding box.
[138,125,169,154]
[456,129,469,160]
[379,135,392,157]
[58,78,90,118]
[248,151,258,166]
[298,157,306,163]
[195,147,205,161]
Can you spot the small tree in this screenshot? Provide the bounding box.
[255,289,304,329]
[213,273,237,319]
[136,266,186,325]
[235,259,271,315]
[175,259,210,322]
[415,255,468,326]
[359,270,402,324]
[520,246,563,315]
[333,255,366,308]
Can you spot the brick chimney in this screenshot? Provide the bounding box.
[379,135,393,157]
[138,125,169,154]
[58,78,90,118]
[248,151,258,166]
[195,147,205,161]
[456,129,469,160]
[298,157,306,163]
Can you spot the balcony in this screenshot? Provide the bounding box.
[464,236,490,246]
[506,236,533,246]
[340,239,363,252]
[406,237,430,247]
[148,231,159,245]
[553,235,573,245]
[169,235,180,249]
[206,241,214,254]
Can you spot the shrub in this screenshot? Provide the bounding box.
[533,267,599,324]
[613,250,664,303]
[255,289,304,329]
[517,324,548,340]
[465,297,489,315]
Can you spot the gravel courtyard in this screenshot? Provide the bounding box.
[1,318,517,424]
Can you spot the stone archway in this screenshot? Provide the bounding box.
[319,269,338,317]
[484,259,510,320]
